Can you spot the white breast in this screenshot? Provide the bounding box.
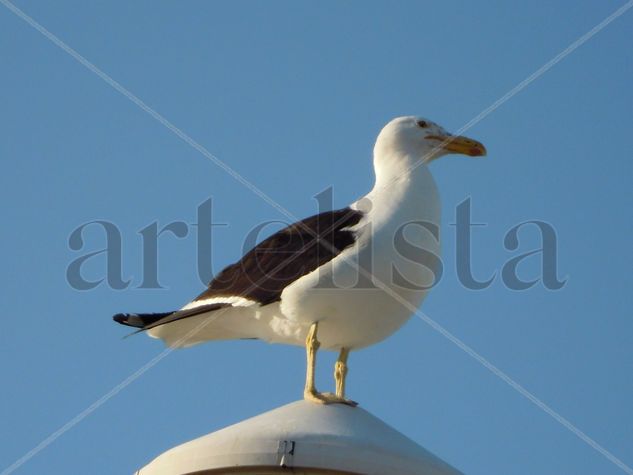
[278,164,441,350]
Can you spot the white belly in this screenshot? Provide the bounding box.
[276,234,439,349]
[274,175,441,350]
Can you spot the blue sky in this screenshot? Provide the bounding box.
[1,1,632,474]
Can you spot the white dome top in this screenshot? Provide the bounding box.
[137,400,462,475]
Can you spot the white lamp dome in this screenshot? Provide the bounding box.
[136,400,462,475]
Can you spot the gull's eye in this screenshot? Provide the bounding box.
[416,120,428,128]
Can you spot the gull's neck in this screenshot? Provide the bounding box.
[354,148,440,224]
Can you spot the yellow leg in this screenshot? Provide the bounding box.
[303,322,321,400]
[334,348,349,398]
[302,322,357,406]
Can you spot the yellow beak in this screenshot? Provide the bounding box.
[427,134,487,157]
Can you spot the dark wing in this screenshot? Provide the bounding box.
[112,207,364,333]
[193,207,364,305]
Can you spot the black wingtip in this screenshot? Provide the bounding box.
[112,312,144,328]
[112,311,176,329]
[113,313,129,324]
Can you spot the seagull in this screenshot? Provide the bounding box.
[113,116,486,405]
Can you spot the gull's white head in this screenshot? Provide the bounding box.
[374,116,486,166]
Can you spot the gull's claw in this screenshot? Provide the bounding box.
[304,390,358,407]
